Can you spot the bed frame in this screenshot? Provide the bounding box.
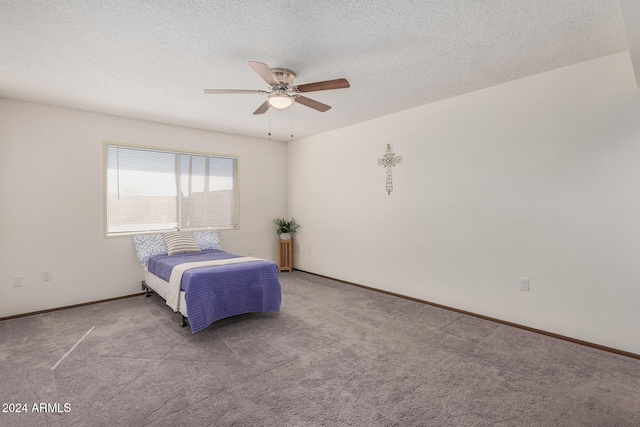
[141,280,189,327]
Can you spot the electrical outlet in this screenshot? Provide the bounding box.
[12,276,23,287]
[248,247,253,255]
[519,278,530,291]
[42,270,53,281]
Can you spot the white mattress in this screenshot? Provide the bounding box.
[143,267,188,317]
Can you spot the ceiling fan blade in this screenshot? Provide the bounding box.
[204,89,266,94]
[248,61,280,86]
[253,100,270,115]
[295,95,331,112]
[296,78,350,93]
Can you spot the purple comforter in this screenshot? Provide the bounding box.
[147,250,282,332]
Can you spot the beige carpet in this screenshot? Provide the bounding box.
[1,271,639,426]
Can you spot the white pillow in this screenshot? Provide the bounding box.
[132,234,168,266]
[193,230,221,250]
[162,231,201,256]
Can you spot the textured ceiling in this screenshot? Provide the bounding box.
[0,0,631,142]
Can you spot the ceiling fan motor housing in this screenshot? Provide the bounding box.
[270,68,296,88]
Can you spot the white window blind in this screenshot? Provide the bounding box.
[106,145,237,235]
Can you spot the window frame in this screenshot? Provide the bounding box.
[103,142,239,238]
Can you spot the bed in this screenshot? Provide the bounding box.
[133,230,282,333]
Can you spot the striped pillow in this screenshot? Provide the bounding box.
[162,231,201,256]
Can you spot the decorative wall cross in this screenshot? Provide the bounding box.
[377,144,402,195]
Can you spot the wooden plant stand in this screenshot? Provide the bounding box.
[278,239,293,272]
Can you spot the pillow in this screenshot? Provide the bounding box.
[132,234,168,266]
[162,231,201,256]
[193,230,221,250]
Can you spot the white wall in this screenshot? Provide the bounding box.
[288,52,640,355]
[0,99,286,317]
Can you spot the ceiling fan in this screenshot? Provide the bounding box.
[204,61,350,115]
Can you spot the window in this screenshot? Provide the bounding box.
[105,144,237,236]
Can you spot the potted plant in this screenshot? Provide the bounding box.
[273,217,300,240]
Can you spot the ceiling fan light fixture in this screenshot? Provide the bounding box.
[268,94,294,110]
